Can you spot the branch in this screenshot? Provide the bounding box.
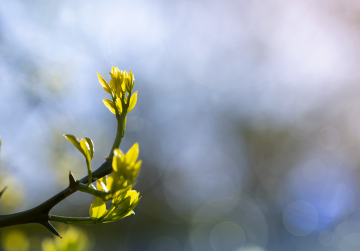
[0,67,139,237]
[0,160,112,237]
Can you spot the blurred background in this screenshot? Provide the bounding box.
[1,0,360,250]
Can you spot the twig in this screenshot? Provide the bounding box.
[0,160,112,237]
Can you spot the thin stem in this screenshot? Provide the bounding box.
[108,113,127,159]
[77,182,110,200]
[49,215,99,225]
[108,90,131,159]
[109,119,123,159]
[86,159,92,186]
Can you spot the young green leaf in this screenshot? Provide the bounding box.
[106,174,115,191]
[128,92,138,112]
[122,210,135,218]
[126,143,139,166]
[109,208,130,220]
[103,210,134,223]
[97,73,112,95]
[113,148,124,157]
[116,196,132,211]
[85,137,94,159]
[97,177,108,192]
[103,99,116,114]
[80,139,92,161]
[112,185,132,205]
[64,135,84,154]
[131,160,142,181]
[112,154,123,173]
[115,98,123,114]
[109,77,116,93]
[127,190,140,204]
[89,197,107,220]
[112,149,124,171]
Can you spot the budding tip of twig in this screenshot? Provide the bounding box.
[105,156,109,161]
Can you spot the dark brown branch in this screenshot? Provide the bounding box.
[0,160,112,236]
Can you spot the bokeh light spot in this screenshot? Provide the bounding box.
[210,221,246,251]
[1,229,29,251]
[319,183,355,218]
[335,220,360,249]
[189,224,213,251]
[282,201,318,236]
[191,195,239,224]
[339,233,360,251]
